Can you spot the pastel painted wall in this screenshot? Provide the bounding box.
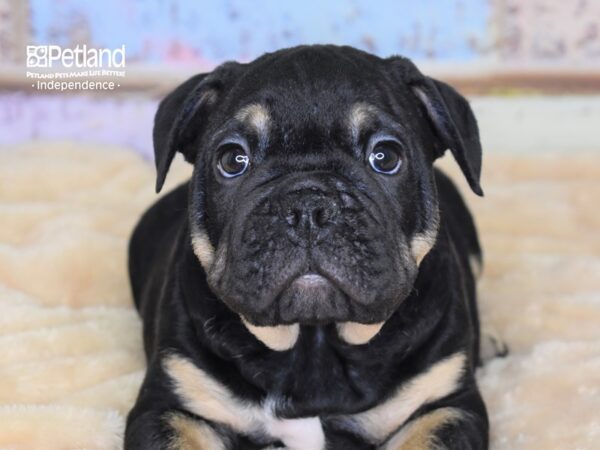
[1,0,596,68]
[1,0,599,155]
[0,92,157,155]
[496,0,600,63]
[25,0,489,67]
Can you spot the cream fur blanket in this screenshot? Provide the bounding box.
[0,142,598,449]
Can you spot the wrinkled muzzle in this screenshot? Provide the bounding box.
[206,173,417,327]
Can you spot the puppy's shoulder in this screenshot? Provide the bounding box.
[136,181,189,232]
[128,181,190,304]
[434,168,481,262]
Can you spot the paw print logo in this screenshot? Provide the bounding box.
[26,46,48,68]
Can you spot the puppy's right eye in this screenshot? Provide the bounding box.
[217,144,250,178]
[368,141,403,175]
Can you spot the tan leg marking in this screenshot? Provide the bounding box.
[410,231,437,266]
[191,228,215,270]
[163,354,325,450]
[164,354,263,434]
[166,413,227,450]
[336,321,384,345]
[382,407,463,450]
[241,318,300,351]
[347,352,466,443]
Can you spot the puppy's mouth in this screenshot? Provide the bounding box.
[293,273,328,287]
[206,221,412,330]
[240,272,386,350]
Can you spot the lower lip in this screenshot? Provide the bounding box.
[293,273,329,288]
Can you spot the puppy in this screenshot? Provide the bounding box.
[126,45,490,450]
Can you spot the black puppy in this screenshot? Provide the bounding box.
[126,45,490,450]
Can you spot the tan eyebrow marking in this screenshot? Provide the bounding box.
[235,103,271,136]
[348,102,379,142]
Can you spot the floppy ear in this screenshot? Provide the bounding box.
[153,72,220,193]
[410,77,483,196]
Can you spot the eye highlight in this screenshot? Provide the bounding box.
[217,143,250,178]
[368,141,403,175]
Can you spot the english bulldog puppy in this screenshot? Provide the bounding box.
[126,45,493,450]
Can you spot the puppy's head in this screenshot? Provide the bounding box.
[154,45,482,332]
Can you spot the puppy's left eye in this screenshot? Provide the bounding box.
[217,144,250,178]
[368,141,403,175]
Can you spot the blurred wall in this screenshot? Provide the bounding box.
[25,0,489,64]
[1,0,599,155]
[4,0,489,68]
[2,0,599,76]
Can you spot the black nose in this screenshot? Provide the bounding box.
[281,188,339,243]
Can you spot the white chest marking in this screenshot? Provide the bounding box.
[265,415,325,450]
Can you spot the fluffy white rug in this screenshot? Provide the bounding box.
[0,142,598,449]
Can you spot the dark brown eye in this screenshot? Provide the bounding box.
[217,144,250,178]
[368,141,403,175]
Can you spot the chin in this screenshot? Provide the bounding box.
[227,271,411,328]
[274,273,351,325]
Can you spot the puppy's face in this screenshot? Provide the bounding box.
[154,46,482,329]
[197,68,435,327]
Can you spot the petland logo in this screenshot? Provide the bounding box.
[27,45,125,68]
[26,45,126,91]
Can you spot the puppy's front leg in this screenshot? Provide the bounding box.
[126,408,229,450]
[381,388,488,450]
[125,362,231,450]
